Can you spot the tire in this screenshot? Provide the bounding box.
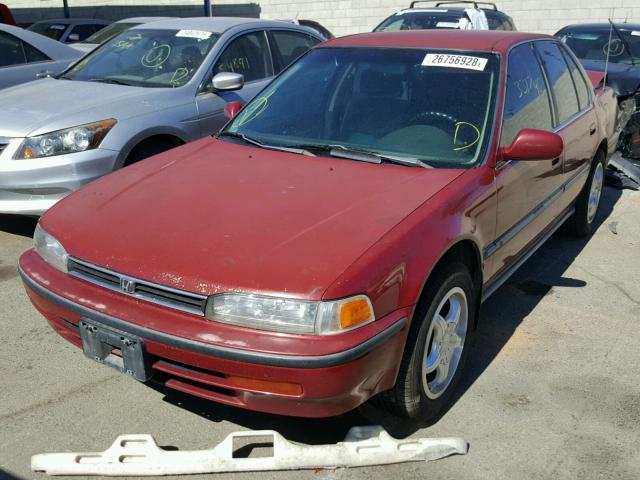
[374,262,475,420]
[564,150,605,237]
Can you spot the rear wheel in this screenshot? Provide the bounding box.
[565,151,605,237]
[375,262,475,420]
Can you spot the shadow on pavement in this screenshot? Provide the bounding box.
[0,468,27,480]
[155,186,623,443]
[0,214,37,238]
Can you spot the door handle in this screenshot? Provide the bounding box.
[36,70,53,78]
[589,123,597,136]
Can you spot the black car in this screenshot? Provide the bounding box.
[556,23,640,158]
[374,1,516,32]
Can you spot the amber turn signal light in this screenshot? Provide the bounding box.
[339,298,374,329]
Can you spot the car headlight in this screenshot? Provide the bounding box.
[33,224,68,273]
[205,293,375,335]
[15,119,117,160]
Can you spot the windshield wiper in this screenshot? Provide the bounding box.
[287,143,432,168]
[218,132,315,156]
[87,77,136,86]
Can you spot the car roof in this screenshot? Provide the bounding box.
[134,17,312,34]
[114,17,177,24]
[30,18,110,25]
[323,30,549,53]
[557,23,640,32]
[0,23,81,58]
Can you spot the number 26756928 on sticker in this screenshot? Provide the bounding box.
[422,53,488,71]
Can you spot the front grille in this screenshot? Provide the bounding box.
[67,257,207,316]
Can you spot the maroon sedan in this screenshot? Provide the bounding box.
[20,31,618,419]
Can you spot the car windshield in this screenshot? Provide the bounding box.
[375,12,465,31]
[222,47,499,167]
[560,29,640,65]
[83,22,139,44]
[62,28,219,88]
[28,22,67,41]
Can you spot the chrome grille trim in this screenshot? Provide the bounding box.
[67,257,207,316]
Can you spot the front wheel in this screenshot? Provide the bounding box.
[374,262,475,420]
[565,151,605,237]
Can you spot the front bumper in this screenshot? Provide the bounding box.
[0,138,118,215]
[19,250,411,417]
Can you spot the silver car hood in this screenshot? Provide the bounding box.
[0,78,179,137]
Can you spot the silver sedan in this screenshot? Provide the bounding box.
[0,17,323,215]
[0,24,82,90]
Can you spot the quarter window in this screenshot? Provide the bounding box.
[535,41,580,125]
[502,43,553,146]
[560,46,591,111]
[214,31,273,83]
[271,31,318,71]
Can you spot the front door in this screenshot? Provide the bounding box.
[196,30,275,136]
[487,42,563,280]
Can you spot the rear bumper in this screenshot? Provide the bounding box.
[19,251,411,417]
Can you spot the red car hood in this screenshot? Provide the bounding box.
[43,138,464,299]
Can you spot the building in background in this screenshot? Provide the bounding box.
[7,0,640,36]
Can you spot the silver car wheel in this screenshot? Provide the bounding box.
[422,286,468,400]
[587,162,604,224]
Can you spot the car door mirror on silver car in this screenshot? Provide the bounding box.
[211,72,244,92]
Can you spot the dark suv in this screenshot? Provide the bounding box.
[374,1,516,32]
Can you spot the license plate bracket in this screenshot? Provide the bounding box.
[79,318,152,382]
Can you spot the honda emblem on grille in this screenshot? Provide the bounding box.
[121,278,135,294]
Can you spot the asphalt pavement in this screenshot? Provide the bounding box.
[1,185,639,480]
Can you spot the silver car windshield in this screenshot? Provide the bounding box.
[63,29,220,88]
[223,47,499,167]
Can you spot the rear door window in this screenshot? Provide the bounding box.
[214,31,274,83]
[502,43,553,146]
[534,41,580,125]
[560,46,591,111]
[0,31,26,67]
[270,31,319,71]
[24,42,50,62]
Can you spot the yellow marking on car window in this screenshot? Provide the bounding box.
[170,67,190,86]
[141,44,171,68]
[236,90,276,127]
[453,121,480,151]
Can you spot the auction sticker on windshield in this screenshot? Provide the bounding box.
[176,29,212,40]
[422,53,487,71]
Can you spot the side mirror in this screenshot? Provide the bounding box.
[211,72,244,92]
[67,33,80,42]
[498,128,563,162]
[224,101,243,120]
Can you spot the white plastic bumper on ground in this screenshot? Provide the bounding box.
[31,426,468,476]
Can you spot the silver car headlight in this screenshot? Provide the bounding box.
[205,293,375,335]
[34,224,69,273]
[15,119,117,160]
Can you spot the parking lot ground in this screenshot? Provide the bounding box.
[1,185,639,480]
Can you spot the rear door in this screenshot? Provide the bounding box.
[534,40,598,213]
[489,42,561,279]
[195,30,275,136]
